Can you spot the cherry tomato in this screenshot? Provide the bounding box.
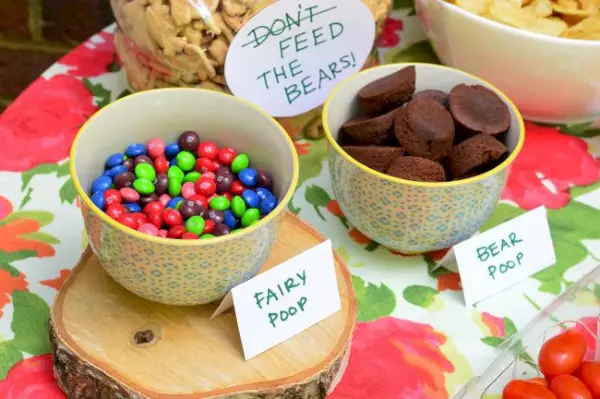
[575,361,600,397]
[549,374,592,399]
[539,330,588,378]
[529,378,549,388]
[503,380,557,399]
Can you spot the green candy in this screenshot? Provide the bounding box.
[185,216,206,235]
[241,208,260,227]
[133,178,155,195]
[167,165,184,182]
[200,234,215,239]
[175,199,184,210]
[231,154,249,174]
[183,171,202,183]
[168,179,182,196]
[210,196,231,211]
[176,151,196,172]
[135,163,156,181]
[231,196,246,218]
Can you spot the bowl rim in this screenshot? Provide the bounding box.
[322,62,526,188]
[70,87,300,246]
[438,0,600,47]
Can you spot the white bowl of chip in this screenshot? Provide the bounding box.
[416,0,600,124]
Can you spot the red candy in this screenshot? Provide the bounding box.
[143,201,164,214]
[106,204,127,220]
[163,209,183,226]
[104,189,122,206]
[147,138,165,158]
[195,179,216,197]
[197,141,219,160]
[203,219,215,234]
[154,156,169,174]
[223,192,232,201]
[218,147,236,165]
[189,194,209,209]
[196,158,218,173]
[147,211,163,228]
[230,180,246,195]
[168,224,186,239]
[202,171,216,180]
[131,212,148,227]
[181,232,199,239]
[118,214,138,230]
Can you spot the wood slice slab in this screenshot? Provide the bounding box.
[50,212,356,399]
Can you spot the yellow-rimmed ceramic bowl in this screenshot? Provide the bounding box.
[323,63,525,254]
[70,88,299,305]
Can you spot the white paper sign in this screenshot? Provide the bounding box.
[224,0,376,117]
[231,240,341,360]
[454,207,556,306]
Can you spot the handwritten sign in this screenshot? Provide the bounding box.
[227,240,340,360]
[224,0,376,117]
[454,207,556,306]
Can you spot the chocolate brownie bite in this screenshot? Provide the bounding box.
[358,66,416,115]
[343,146,404,173]
[412,89,449,109]
[386,156,446,182]
[449,134,509,179]
[449,84,511,136]
[341,107,400,145]
[394,99,455,161]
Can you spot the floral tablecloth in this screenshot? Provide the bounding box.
[1,1,600,398]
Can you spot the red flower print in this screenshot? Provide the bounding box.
[378,18,404,48]
[481,312,506,337]
[61,31,116,78]
[0,354,65,398]
[502,122,600,210]
[326,200,344,217]
[428,248,450,262]
[0,75,97,171]
[0,269,28,318]
[349,227,371,244]
[330,317,455,399]
[294,141,311,155]
[41,269,71,291]
[572,316,598,361]
[437,273,461,291]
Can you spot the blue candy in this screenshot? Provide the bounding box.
[238,168,258,187]
[105,152,124,169]
[125,143,146,158]
[125,203,142,213]
[108,164,128,179]
[242,189,260,208]
[223,210,237,229]
[165,143,180,159]
[167,196,184,209]
[259,195,278,215]
[255,187,272,201]
[169,158,178,167]
[103,170,112,176]
[90,176,112,194]
[91,191,106,210]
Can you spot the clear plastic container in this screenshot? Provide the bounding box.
[454,266,600,399]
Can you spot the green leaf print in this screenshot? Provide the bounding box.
[352,275,396,321]
[59,178,78,204]
[538,121,600,138]
[402,285,439,308]
[425,256,454,279]
[394,0,415,8]
[11,291,51,356]
[108,54,121,72]
[56,161,71,178]
[19,232,61,245]
[305,185,331,221]
[384,40,441,65]
[21,163,59,190]
[0,251,38,265]
[0,262,21,277]
[571,178,600,198]
[480,203,526,233]
[82,78,112,109]
[0,340,23,379]
[0,211,54,227]
[297,138,328,188]
[503,317,518,338]
[594,284,600,301]
[116,89,132,100]
[481,336,505,348]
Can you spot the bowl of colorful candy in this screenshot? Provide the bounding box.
[454,265,600,399]
[70,88,299,306]
[323,63,524,254]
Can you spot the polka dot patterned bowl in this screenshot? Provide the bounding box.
[70,88,299,305]
[323,63,525,254]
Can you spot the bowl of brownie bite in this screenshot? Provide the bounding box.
[322,63,525,254]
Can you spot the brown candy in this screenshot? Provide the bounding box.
[154,174,168,195]
[138,193,159,206]
[342,146,404,173]
[448,134,509,179]
[386,156,446,182]
[178,131,200,152]
[114,172,135,189]
[134,155,152,165]
[207,209,225,224]
[257,170,273,188]
[358,66,416,115]
[449,84,510,136]
[179,200,204,219]
[213,223,230,236]
[122,158,135,172]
